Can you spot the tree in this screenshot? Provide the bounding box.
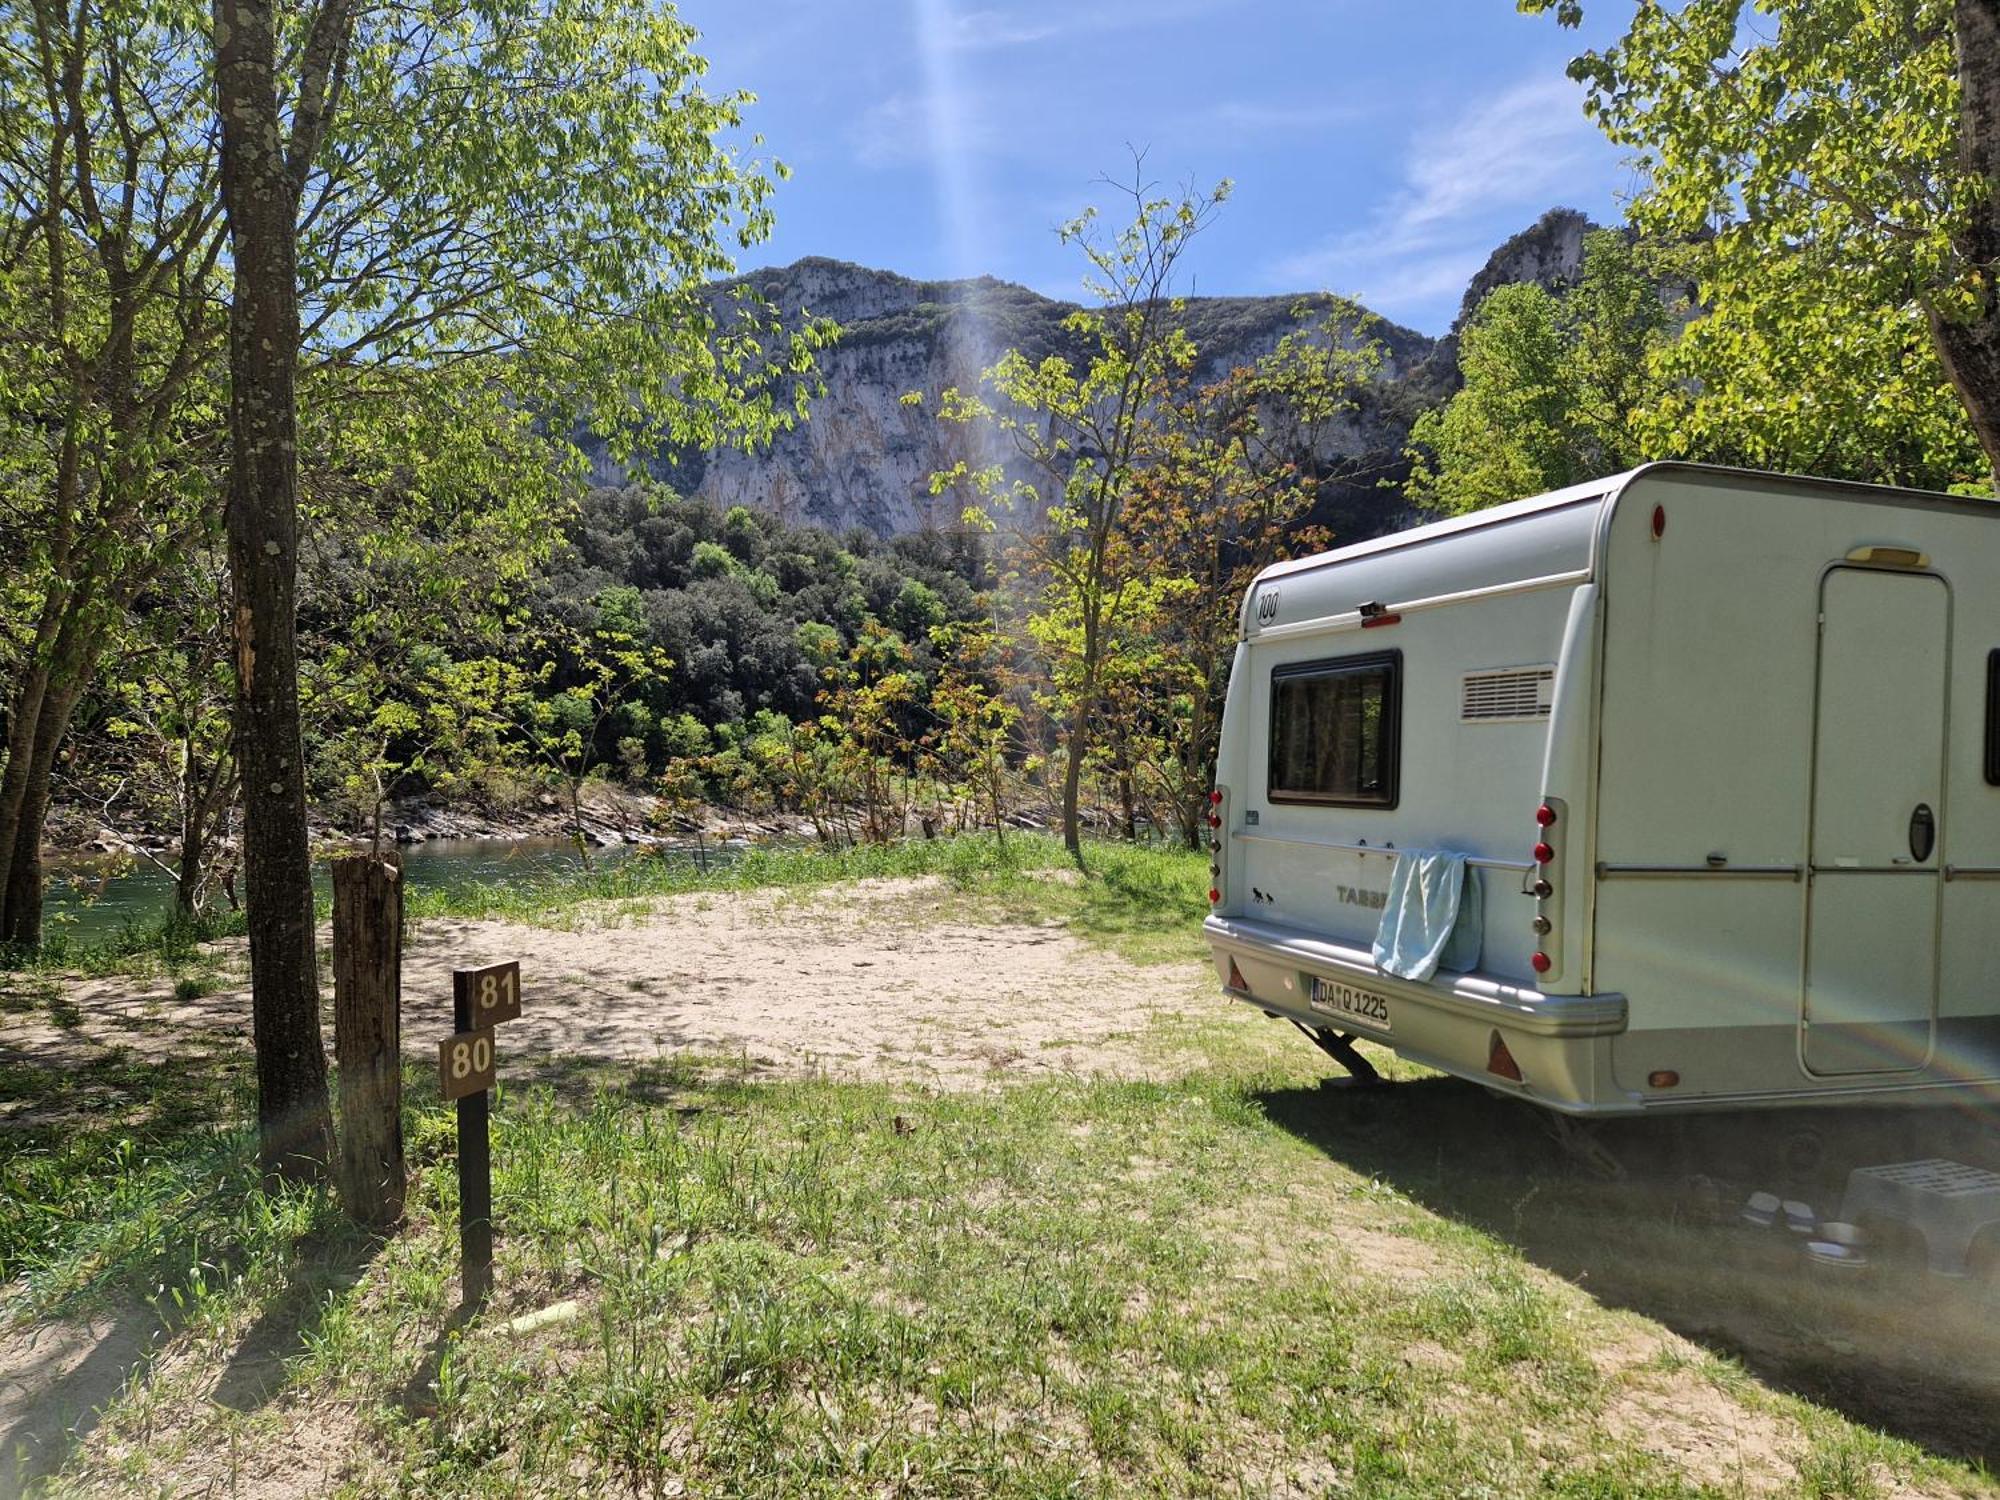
[457,588,671,863]
[922,620,1020,842]
[1521,0,1997,483]
[2,0,832,954]
[1406,231,1671,513]
[97,551,239,918]
[212,0,356,1182]
[0,0,228,948]
[930,166,1229,865]
[1125,300,1379,845]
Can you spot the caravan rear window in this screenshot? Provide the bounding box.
[1268,651,1401,807]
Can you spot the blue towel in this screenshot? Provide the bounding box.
[1370,850,1483,982]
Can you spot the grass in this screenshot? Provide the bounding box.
[0,1059,1794,1497]
[8,1038,1992,1496]
[400,831,1092,924]
[4,836,1996,1496]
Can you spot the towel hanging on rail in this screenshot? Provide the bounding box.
[1371,849,1483,982]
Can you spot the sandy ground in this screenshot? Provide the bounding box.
[1,877,1211,1102]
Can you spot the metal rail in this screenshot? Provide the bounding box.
[1232,829,1534,873]
[1595,863,1802,881]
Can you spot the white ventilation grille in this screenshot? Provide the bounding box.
[1462,666,1555,723]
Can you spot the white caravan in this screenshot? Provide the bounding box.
[1203,463,2000,1114]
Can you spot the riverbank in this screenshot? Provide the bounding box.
[47,780,821,864]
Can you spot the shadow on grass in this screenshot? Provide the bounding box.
[1254,1072,2000,1470]
[0,1302,165,1495]
[210,1228,386,1413]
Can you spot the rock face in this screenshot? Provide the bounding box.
[1450,207,1599,333]
[598,210,1607,541]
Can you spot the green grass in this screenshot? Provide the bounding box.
[400,831,1079,924]
[3,905,249,979]
[9,1042,1987,1497]
[6,837,1994,1496]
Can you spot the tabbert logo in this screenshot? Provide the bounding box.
[1337,885,1387,910]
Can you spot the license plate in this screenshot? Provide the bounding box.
[1308,977,1392,1033]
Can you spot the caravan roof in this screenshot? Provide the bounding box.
[1244,463,1999,639]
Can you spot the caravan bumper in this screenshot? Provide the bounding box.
[1204,914,1632,1114]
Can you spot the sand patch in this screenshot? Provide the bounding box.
[6,878,1212,1093]
[1600,1375,1800,1496]
[0,1309,161,1494]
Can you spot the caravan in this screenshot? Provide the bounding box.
[1203,463,2000,1114]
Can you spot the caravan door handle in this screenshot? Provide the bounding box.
[1909,803,1936,863]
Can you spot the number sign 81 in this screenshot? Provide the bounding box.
[455,961,521,1026]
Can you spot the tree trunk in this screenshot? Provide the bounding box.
[215,0,336,1183]
[0,666,53,947]
[175,832,205,918]
[1942,0,2000,476]
[333,854,405,1229]
[2,681,84,948]
[1061,699,1088,866]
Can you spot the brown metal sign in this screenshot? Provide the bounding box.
[455,961,522,1027]
[439,1027,498,1101]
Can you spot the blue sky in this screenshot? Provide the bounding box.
[683,1,1641,336]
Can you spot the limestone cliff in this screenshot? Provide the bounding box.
[598,211,1609,541]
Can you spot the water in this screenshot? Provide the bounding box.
[42,835,681,945]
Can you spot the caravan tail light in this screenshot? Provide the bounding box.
[1208,887,1221,905]
[1209,790,1223,805]
[1530,796,1567,984]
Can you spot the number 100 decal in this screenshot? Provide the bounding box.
[439,1027,498,1100]
[455,960,522,1026]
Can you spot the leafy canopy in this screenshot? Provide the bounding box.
[1518,0,1987,488]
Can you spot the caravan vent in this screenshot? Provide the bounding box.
[1462,667,1554,723]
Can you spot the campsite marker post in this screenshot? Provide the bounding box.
[441,960,522,1307]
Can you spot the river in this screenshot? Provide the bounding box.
[42,836,694,945]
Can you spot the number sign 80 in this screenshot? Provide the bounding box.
[439,1028,497,1100]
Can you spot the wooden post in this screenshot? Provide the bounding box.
[332,853,405,1228]
[451,977,493,1307]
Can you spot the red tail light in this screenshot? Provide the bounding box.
[1209,790,1223,805]
[1533,842,1555,865]
[1208,887,1221,905]
[1535,804,1557,827]
[1531,951,1552,974]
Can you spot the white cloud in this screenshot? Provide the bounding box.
[1197,99,1361,138]
[1265,74,1602,325]
[941,7,1062,49]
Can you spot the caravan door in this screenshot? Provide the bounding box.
[1802,567,1948,1076]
